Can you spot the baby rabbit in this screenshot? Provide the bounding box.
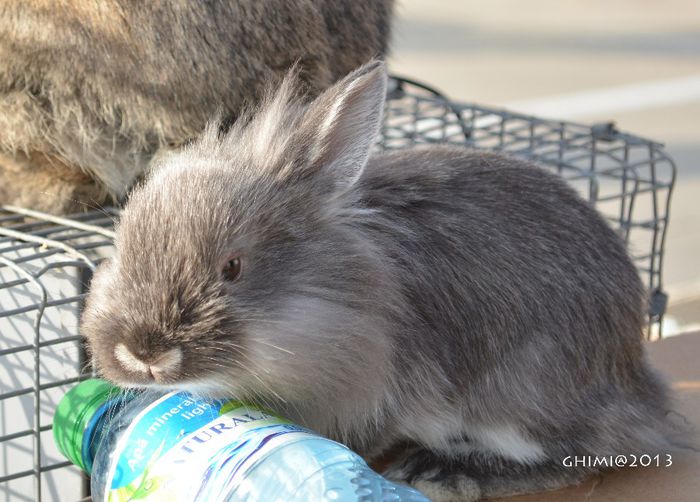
[0,0,393,213]
[81,61,681,501]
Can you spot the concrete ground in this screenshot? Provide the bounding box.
[389,0,700,334]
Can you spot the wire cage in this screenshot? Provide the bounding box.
[0,76,676,500]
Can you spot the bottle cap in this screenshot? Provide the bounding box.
[53,378,120,473]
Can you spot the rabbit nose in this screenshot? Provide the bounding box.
[114,343,182,382]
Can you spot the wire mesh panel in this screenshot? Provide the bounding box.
[0,208,115,501]
[0,76,676,500]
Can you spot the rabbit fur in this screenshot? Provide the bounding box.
[81,61,683,501]
[0,0,393,213]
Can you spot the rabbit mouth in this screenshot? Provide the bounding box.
[97,343,184,387]
[113,343,183,382]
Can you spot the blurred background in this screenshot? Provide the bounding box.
[390,0,700,335]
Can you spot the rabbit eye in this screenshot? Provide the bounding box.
[222,257,242,282]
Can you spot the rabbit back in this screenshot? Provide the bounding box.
[357,146,672,460]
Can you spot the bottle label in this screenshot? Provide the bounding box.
[103,392,313,501]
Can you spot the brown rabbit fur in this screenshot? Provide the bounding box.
[0,0,393,213]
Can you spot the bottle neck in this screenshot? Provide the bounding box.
[81,393,133,474]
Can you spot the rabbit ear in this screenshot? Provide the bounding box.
[298,60,387,192]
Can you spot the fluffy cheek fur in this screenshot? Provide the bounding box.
[238,295,395,436]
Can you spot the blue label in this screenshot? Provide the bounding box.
[110,393,229,489]
[102,392,310,501]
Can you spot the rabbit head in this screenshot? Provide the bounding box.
[81,61,398,415]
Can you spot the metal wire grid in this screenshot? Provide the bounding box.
[0,76,676,500]
[0,208,115,501]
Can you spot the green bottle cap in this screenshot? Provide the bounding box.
[53,378,120,473]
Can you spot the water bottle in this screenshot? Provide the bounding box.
[53,379,429,501]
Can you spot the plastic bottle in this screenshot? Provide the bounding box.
[53,379,429,501]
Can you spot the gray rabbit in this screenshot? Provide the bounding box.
[81,61,683,501]
[0,0,393,214]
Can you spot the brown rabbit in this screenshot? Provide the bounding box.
[0,0,393,213]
